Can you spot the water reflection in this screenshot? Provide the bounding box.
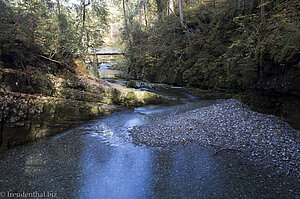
[0,131,84,198]
[79,139,153,199]
[98,63,122,79]
[77,110,152,198]
[0,90,298,199]
[151,143,223,198]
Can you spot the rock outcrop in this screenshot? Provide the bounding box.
[0,61,165,152]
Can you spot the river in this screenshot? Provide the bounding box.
[0,64,298,199]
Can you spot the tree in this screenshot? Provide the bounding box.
[156,0,163,21]
[143,0,148,27]
[179,0,184,25]
[260,0,264,22]
[168,0,174,15]
[122,0,132,50]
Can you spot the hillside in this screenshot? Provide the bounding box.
[125,0,300,128]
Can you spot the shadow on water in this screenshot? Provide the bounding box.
[0,67,299,198]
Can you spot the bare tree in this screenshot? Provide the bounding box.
[179,0,184,25]
[144,1,148,27]
[168,0,174,15]
[56,0,61,15]
[122,0,132,49]
[260,0,265,22]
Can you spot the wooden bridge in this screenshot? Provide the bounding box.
[95,52,124,55]
[89,47,125,56]
[86,47,125,63]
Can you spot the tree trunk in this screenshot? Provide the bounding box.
[82,1,86,29]
[138,0,142,26]
[144,3,148,27]
[56,0,61,15]
[168,0,174,15]
[78,0,86,47]
[260,0,265,22]
[179,0,184,25]
[156,0,163,21]
[122,0,132,50]
[79,0,90,50]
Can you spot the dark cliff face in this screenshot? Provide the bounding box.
[127,59,300,129]
[127,63,300,129]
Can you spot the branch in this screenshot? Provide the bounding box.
[20,60,35,93]
[168,7,192,34]
[39,55,62,65]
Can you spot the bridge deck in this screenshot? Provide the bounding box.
[93,52,125,55]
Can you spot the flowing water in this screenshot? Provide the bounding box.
[0,65,298,199]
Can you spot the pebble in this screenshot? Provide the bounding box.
[129,99,300,180]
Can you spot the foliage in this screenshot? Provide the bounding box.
[0,0,109,70]
[125,0,300,92]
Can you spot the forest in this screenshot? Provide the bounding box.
[0,0,299,198]
[0,0,299,142]
[124,0,300,128]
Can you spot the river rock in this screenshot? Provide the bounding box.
[0,62,166,152]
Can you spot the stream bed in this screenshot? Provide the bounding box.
[0,65,299,199]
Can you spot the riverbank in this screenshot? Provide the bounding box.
[125,0,300,129]
[130,99,300,180]
[0,60,165,152]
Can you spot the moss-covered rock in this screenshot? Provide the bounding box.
[0,95,120,152]
[0,63,167,152]
[114,88,165,107]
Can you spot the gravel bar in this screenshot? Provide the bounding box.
[130,99,300,179]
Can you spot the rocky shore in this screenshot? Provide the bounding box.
[130,99,300,180]
[0,61,165,152]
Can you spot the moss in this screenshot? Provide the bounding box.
[56,88,105,102]
[124,0,300,129]
[90,106,100,115]
[134,90,164,105]
[113,88,165,107]
[127,80,138,88]
[0,60,167,152]
[41,101,56,128]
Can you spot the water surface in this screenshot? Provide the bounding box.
[0,68,298,199]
